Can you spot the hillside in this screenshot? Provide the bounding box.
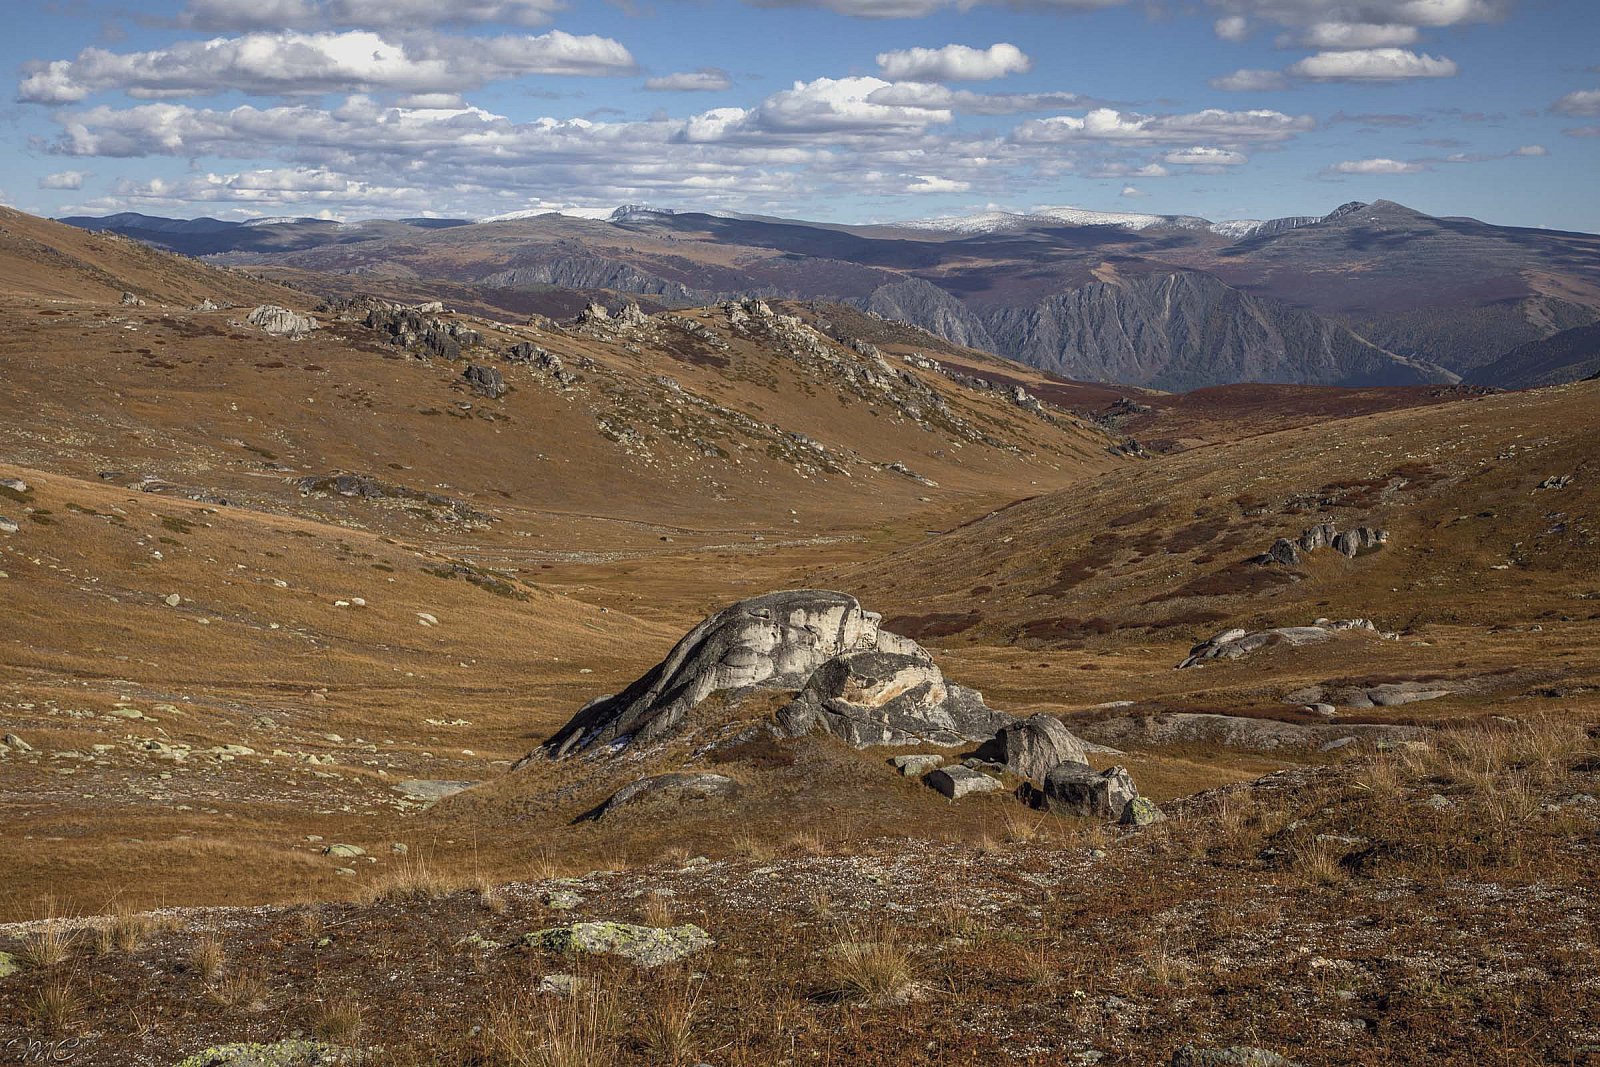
[1468,320,1600,388]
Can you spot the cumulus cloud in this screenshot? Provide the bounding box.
[1163,146,1248,166]
[1552,89,1600,117]
[1287,48,1457,80]
[646,68,732,92]
[40,170,88,189]
[178,0,566,29]
[1208,0,1508,31]
[904,174,970,192]
[1324,157,1427,174]
[1292,21,1419,47]
[1210,68,1289,91]
[1213,15,1250,40]
[731,76,954,136]
[16,29,637,103]
[865,82,1097,114]
[1120,183,1149,198]
[1515,143,1547,156]
[746,0,1128,15]
[875,43,1031,82]
[1015,106,1314,145]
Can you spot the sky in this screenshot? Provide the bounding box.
[3,0,1598,230]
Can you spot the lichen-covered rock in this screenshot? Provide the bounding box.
[0,950,18,978]
[891,753,944,777]
[525,922,713,967]
[173,1041,353,1066]
[997,713,1090,781]
[926,764,1002,799]
[246,305,317,337]
[1171,1046,1294,1067]
[1120,795,1167,826]
[597,772,738,817]
[1020,763,1138,820]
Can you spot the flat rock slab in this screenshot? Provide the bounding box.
[1172,1047,1295,1067]
[175,1041,354,1067]
[526,922,714,967]
[597,772,738,817]
[891,753,945,777]
[926,764,1002,799]
[393,779,476,800]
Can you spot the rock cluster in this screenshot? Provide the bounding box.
[1256,521,1388,565]
[361,300,479,359]
[246,305,317,337]
[505,341,577,386]
[462,363,506,399]
[120,291,145,306]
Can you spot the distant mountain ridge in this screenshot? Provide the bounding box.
[58,198,1600,391]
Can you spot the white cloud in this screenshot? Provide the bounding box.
[40,170,88,189]
[1163,146,1248,166]
[1293,21,1419,48]
[875,43,1031,82]
[1515,143,1547,156]
[1120,183,1149,197]
[179,0,566,29]
[1552,89,1600,117]
[1209,68,1289,91]
[737,76,954,136]
[1213,15,1250,40]
[1287,47,1457,81]
[646,69,732,92]
[1325,157,1427,174]
[16,29,637,103]
[865,82,1096,114]
[1207,0,1507,31]
[1015,106,1314,145]
[747,0,1128,15]
[904,174,970,192]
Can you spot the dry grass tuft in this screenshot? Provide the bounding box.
[190,932,226,983]
[785,830,828,856]
[309,992,365,1044]
[18,921,76,970]
[635,972,701,1066]
[483,982,617,1067]
[95,902,156,955]
[477,876,508,915]
[363,857,457,903]
[1000,807,1046,845]
[29,976,82,1035]
[1294,839,1350,888]
[825,930,919,1005]
[729,833,774,861]
[642,894,677,928]
[208,969,270,1010]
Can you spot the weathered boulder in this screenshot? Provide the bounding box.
[597,772,738,817]
[1296,522,1338,552]
[1020,763,1138,820]
[0,516,17,534]
[926,764,1002,799]
[1331,527,1387,557]
[1258,538,1301,566]
[534,590,1011,759]
[120,291,145,306]
[577,301,611,324]
[615,302,650,329]
[526,922,712,967]
[891,753,944,777]
[0,477,27,493]
[246,305,317,337]
[1074,712,1425,752]
[1120,796,1167,826]
[776,650,1011,748]
[996,713,1090,781]
[463,364,507,399]
[1178,619,1379,669]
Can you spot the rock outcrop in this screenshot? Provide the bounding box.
[995,713,1090,781]
[360,301,478,359]
[1178,619,1383,669]
[1020,763,1139,820]
[525,922,713,967]
[1074,711,1426,751]
[1256,521,1387,565]
[534,590,1014,760]
[596,772,738,818]
[462,363,506,399]
[246,305,317,337]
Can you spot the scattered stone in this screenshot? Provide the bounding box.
[3,733,33,753]
[543,890,583,911]
[393,779,475,800]
[996,713,1090,781]
[0,477,27,493]
[890,753,944,777]
[164,593,182,607]
[323,843,365,858]
[536,973,590,996]
[1171,1046,1294,1067]
[0,517,16,534]
[1331,527,1387,557]
[1120,796,1167,826]
[174,1041,354,1067]
[246,305,318,337]
[1537,474,1573,490]
[1020,763,1138,821]
[525,922,713,967]
[926,764,1002,800]
[120,291,145,306]
[596,772,739,818]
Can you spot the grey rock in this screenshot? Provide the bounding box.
[1077,712,1425,752]
[1331,526,1387,557]
[0,517,16,534]
[778,649,1011,748]
[1020,763,1138,820]
[1178,619,1378,669]
[3,733,33,753]
[1538,474,1573,490]
[535,590,1010,759]
[597,772,739,817]
[536,973,590,996]
[1318,736,1360,752]
[174,1041,354,1066]
[393,779,475,800]
[463,363,507,399]
[1297,522,1338,552]
[1171,1046,1293,1067]
[891,753,945,777]
[246,305,317,337]
[1259,538,1301,566]
[322,843,364,858]
[0,477,28,493]
[120,291,145,306]
[997,713,1091,781]
[926,764,1003,799]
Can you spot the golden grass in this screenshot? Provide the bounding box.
[484,982,618,1067]
[309,992,365,1044]
[635,973,701,1066]
[825,931,919,1005]
[28,976,82,1035]
[1294,839,1350,888]
[18,920,76,970]
[190,932,226,983]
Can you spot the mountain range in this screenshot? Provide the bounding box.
[60,198,1600,392]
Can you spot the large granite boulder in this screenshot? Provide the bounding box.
[1019,763,1139,820]
[996,713,1090,781]
[533,590,1013,760]
[246,305,317,337]
[775,649,1011,748]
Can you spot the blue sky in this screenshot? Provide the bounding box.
[3,0,1598,229]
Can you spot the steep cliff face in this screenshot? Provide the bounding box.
[478,254,707,303]
[980,271,1454,391]
[850,277,998,353]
